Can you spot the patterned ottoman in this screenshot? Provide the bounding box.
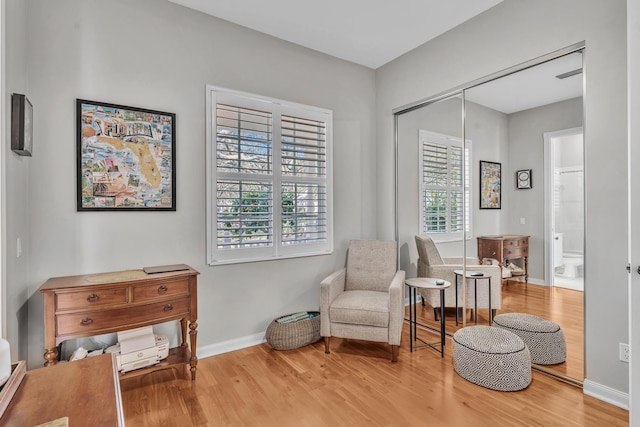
[453,326,531,391]
[493,313,566,365]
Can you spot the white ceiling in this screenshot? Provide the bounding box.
[465,52,583,114]
[168,0,504,69]
[168,0,583,112]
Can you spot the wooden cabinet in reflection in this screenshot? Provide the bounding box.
[477,235,529,283]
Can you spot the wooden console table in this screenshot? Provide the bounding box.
[2,353,124,426]
[38,265,199,380]
[477,235,529,283]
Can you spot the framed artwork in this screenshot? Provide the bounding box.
[479,160,501,209]
[77,99,176,211]
[11,93,33,156]
[516,169,532,189]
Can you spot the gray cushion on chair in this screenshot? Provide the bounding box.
[415,235,444,266]
[346,240,397,292]
[329,290,390,327]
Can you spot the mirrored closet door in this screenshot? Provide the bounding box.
[396,45,585,383]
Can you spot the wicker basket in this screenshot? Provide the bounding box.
[266,311,321,350]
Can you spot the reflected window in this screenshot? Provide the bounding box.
[420,130,470,241]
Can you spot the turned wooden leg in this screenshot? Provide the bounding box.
[391,345,399,363]
[189,321,198,380]
[44,347,58,367]
[324,337,330,354]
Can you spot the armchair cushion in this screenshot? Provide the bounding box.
[346,240,397,292]
[330,290,390,327]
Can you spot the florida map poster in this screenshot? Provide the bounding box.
[76,99,176,211]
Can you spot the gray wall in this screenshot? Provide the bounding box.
[5,0,377,368]
[4,0,31,362]
[377,0,628,395]
[505,97,583,280]
[397,98,508,276]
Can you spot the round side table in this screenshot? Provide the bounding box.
[453,270,492,325]
[405,277,451,357]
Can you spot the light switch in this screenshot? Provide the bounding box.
[16,237,22,258]
[520,217,526,225]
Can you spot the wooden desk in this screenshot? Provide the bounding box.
[2,354,124,426]
[477,235,529,282]
[38,265,199,380]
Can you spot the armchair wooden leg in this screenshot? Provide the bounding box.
[433,307,440,321]
[391,345,399,363]
[492,309,497,318]
[324,337,330,354]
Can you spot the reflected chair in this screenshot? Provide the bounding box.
[320,240,405,362]
[415,235,501,320]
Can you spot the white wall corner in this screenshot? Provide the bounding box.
[583,379,629,410]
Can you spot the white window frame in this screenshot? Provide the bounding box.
[419,130,472,242]
[206,85,333,265]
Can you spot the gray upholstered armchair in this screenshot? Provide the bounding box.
[415,235,501,320]
[320,240,406,363]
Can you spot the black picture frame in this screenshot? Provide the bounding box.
[479,160,501,209]
[516,169,533,189]
[76,99,176,211]
[11,93,33,156]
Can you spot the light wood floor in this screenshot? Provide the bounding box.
[121,283,623,427]
[412,280,584,381]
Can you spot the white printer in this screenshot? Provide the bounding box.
[106,326,169,373]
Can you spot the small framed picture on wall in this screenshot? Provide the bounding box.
[11,93,33,156]
[480,160,501,209]
[516,169,532,189]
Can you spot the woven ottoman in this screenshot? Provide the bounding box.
[492,313,566,365]
[453,326,531,391]
[266,311,321,350]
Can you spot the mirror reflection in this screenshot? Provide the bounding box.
[398,50,584,382]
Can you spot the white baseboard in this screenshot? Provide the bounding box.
[197,332,266,360]
[583,379,629,410]
[526,277,545,286]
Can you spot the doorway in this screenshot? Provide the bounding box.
[544,128,585,291]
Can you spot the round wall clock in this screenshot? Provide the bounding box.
[516,169,532,189]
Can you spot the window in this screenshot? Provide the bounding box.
[419,130,471,242]
[207,86,333,265]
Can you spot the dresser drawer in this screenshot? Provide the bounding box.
[132,279,189,302]
[504,247,528,258]
[57,297,190,336]
[56,287,128,311]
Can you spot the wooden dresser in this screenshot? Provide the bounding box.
[38,265,199,380]
[2,353,124,426]
[477,235,529,282]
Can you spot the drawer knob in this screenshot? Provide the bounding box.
[158,285,168,294]
[163,304,173,312]
[80,318,94,326]
[86,294,99,303]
